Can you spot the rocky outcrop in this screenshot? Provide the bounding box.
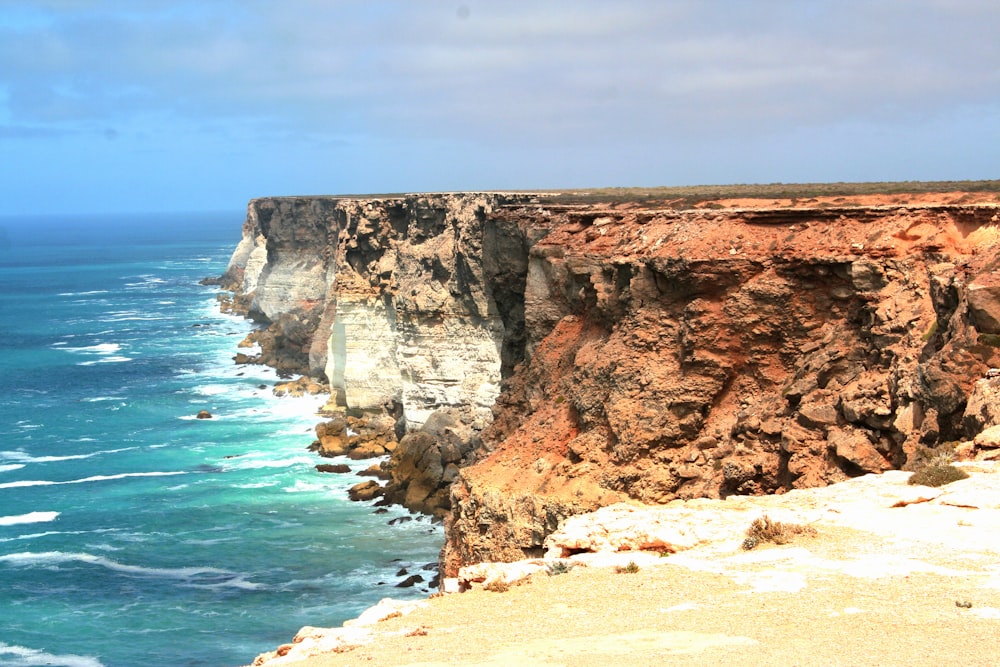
[217,189,1000,577]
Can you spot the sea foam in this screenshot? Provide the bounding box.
[0,551,263,589]
[0,446,137,464]
[0,471,187,490]
[0,511,60,526]
[0,643,104,667]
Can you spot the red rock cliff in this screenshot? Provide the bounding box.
[441,192,1000,574]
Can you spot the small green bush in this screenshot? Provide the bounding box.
[614,561,640,574]
[908,464,969,487]
[979,333,1000,348]
[921,320,938,342]
[742,515,816,550]
[545,560,574,576]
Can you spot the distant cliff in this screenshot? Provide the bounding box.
[218,188,1000,576]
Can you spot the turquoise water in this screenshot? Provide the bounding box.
[0,214,441,667]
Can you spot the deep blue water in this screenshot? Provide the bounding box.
[0,213,441,667]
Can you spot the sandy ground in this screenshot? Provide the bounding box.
[251,464,1000,667]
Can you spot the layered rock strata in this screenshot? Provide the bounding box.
[218,190,1000,576]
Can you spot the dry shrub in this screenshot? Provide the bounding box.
[903,442,957,472]
[908,464,968,487]
[484,579,510,593]
[742,514,816,550]
[614,561,640,574]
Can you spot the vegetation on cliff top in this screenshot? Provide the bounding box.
[545,179,1000,207]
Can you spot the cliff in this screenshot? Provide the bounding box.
[218,187,1000,576]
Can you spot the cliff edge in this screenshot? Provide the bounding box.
[216,185,1000,576]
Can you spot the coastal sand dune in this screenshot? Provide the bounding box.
[252,463,1000,666]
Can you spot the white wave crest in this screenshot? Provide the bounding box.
[60,343,121,354]
[192,384,231,396]
[283,480,328,493]
[77,356,132,366]
[0,446,138,464]
[225,455,316,471]
[233,481,279,489]
[0,511,59,526]
[0,471,186,490]
[56,289,109,297]
[0,463,26,473]
[0,551,263,589]
[0,642,105,667]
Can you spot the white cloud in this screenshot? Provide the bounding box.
[0,0,996,213]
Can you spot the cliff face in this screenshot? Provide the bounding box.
[220,190,1000,576]
[222,193,542,426]
[439,199,1000,573]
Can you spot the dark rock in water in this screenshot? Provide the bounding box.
[347,480,383,501]
[196,410,212,419]
[395,574,424,588]
[388,516,413,526]
[421,562,438,571]
[315,463,351,474]
[373,507,389,514]
[396,567,408,576]
[429,574,440,589]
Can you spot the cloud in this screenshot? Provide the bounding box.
[1,0,997,148]
[0,0,996,215]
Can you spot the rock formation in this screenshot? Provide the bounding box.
[217,188,1000,576]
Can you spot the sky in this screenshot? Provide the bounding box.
[0,0,998,215]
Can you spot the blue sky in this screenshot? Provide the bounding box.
[1,0,998,215]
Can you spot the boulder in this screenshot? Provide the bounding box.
[196,410,212,419]
[967,274,1000,334]
[348,480,383,502]
[963,378,1000,435]
[315,463,351,474]
[973,424,1000,449]
[828,428,890,473]
[395,574,424,588]
[358,463,392,480]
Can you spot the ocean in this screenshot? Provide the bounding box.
[0,213,442,667]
